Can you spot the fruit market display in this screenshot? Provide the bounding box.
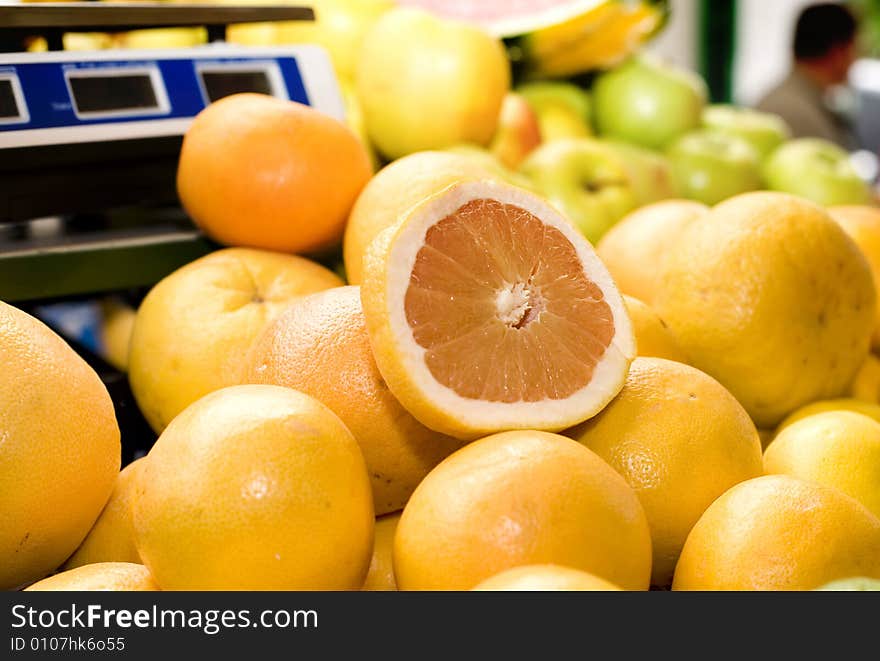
[4,0,880,594]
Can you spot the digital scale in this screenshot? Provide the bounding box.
[0,43,343,224]
[0,45,344,147]
[0,3,342,303]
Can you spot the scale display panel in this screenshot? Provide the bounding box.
[196,61,285,103]
[66,67,167,118]
[0,45,343,147]
[0,79,18,117]
[0,73,28,124]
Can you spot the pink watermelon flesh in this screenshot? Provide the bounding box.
[395,0,603,37]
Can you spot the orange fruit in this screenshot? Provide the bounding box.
[0,302,120,590]
[828,205,880,348]
[343,150,494,284]
[622,295,687,362]
[241,285,463,515]
[362,511,400,591]
[177,93,372,254]
[132,385,374,590]
[472,565,622,591]
[655,192,876,428]
[596,199,707,305]
[360,179,636,439]
[128,247,343,433]
[25,562,158,591]
[393,430,652,591]
[567,357,763,587]
[673,475,880,590]
[765,410,880,518]
[64,458,145,569]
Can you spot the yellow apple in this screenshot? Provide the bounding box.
[356,7,510,160]
[277,0,394,81]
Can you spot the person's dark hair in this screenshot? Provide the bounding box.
[794,3,858,60]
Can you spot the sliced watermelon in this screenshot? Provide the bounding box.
[397,0,668,79]
[394,0,608,38]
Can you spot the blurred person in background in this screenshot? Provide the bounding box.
[756,2,860,149]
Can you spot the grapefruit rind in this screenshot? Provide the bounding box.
[361,179,635,439]
[397,0,607,38]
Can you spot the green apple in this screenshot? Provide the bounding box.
[519,138,637,243]
[814,577,880,591]
[602,139,676,205]
[489,92,543,170]
[666,130,762,205]
[515,80,592,142]
[762,138,874,206]
[592,55,708,151]
[701,104,791,161]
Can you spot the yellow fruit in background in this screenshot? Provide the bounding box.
[655,192,876,428]
[393,430,652,591]
[472,565,622,591]
[567,357,763,587]
[596,199,707,305]
[117,27,207,49]
[25,562,158,592]
[850,352,880,403]
[128,248,343,434]
[776,397,880,432]
[241,286,464,515]
[356,7,510,160]
[828,205,880,349]
[360,179,635,439]
[765,411,880,518]
[622,295,687,362]
[343,150,498,285]
[62,32,115,51]
[63,458,145,569]
[517,0,667,77]
[98,297,136,372]
[277,0,394,81]
[226,21,279,46]
[673,475,880,590]
[362,512,400,591]
[132,385,374,590]
[202,0,281,45]
[0,302,120,590]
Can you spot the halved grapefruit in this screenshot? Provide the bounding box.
[360,179,635,439]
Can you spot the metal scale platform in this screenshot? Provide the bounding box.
[0,2,343,460]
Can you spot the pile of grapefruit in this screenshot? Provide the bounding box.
[3,2,880,593]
